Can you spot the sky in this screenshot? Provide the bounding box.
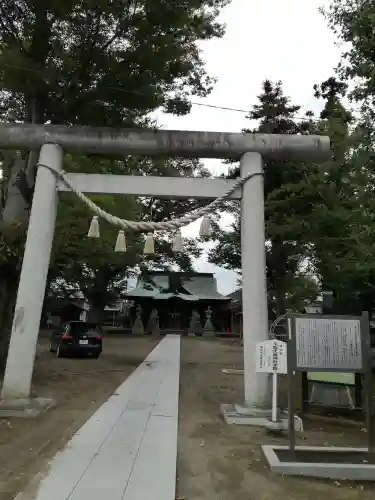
[152,0,342,295]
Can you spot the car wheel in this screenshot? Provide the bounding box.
[93,353,100,359]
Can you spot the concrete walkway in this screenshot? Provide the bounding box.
[16,335,181,500]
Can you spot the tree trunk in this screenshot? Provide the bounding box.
[0,152,38,369]
[269,238,288,317]
[2,156,31,223]
[0,4,50,370]
[274,286,287,318]
[0,130,42,371]
[87,307,105,326]
[0,274,18,372]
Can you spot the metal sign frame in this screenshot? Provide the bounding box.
[286,311,373,453]
[301,372,363,413]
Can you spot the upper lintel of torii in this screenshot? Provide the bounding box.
[0,123,330,161]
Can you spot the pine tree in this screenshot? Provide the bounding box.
[209,80,321,317]
[310,78,375,315]
[209,77,375,317]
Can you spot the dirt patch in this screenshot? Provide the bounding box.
[0,333,158,500]
[177,337,375,500]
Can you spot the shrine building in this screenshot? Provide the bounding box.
[125,271,230,334]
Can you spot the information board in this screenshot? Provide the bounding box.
[294,316,362,371]
[256,339,287,374]
[287,312,373,453]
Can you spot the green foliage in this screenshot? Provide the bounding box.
[209,75,375,316]
[0,221,26,274]
[0,0,229,226]
[308,75,375,314]
[135,156,208,272]
[317,1,375,314]
[322,0,375,106]
[47,154,205,313]
[50,190,141,309]
[0,0,229,125]
[284,275,319,312]
[209,80,323,315]
[0,0,227,330]
[49,155,143,311]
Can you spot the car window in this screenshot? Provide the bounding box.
[69,323,98,335]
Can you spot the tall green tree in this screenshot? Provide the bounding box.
[0,0,229,341]
[1,0,228,222]
[309,77,375,315]
[209,80,321,317]
[322,0,375,110]
[321,0,375,315]
[209,77,375,317]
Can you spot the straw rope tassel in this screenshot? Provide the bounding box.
[199,215,211,237]
[114,230,127,252]
[143,232,155,255]
[172,230,183,252]
[88,216,100,238]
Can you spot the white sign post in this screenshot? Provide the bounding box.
[256,339,287,423]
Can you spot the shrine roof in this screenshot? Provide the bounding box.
[126,271,229,301]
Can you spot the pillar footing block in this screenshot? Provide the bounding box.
[0,396,55,418]
[221,404,303,431]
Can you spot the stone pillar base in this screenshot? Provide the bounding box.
[221,403,303,431]
[0,397,55,418]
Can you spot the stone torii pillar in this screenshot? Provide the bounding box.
[0,124,330,416]
[1,143,63,411]
[240,152,268,408]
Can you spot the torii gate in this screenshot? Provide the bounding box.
[0,124,330,414]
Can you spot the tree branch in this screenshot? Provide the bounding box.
[100,1,139,53]
[0,7,26,51]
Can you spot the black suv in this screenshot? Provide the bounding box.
[49,321,103,358]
